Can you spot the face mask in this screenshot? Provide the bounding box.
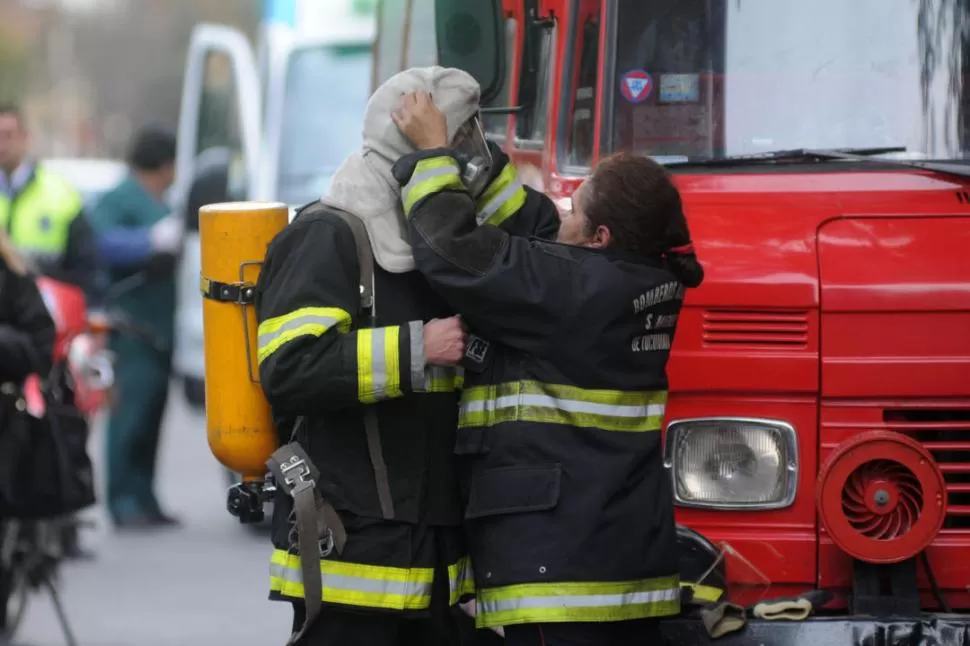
[451,115,493,197]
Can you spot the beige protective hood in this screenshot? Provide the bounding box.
[320,66,481,273]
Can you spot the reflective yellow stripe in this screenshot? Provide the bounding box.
[475,163,527,227]
[681,582,723,603]
[417,365,464,393]
[403,156,465,217]
[476,576,680,628]
[459,381,668,432]
[269,549,434,610]
[448,556,476,604]
[357,326,403,403]
[257,307,352,365]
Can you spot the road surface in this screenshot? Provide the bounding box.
[14,385,291,646]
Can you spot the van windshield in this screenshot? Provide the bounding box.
[277,44,372,205]
[604,0,970,163]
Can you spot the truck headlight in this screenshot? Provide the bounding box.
[664,418,798,510]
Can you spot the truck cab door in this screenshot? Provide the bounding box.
[172,24,261,406]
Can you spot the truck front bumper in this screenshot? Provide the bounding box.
[659,614,970,645]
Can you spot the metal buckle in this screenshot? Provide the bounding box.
[279,455,315,489]
[319,528,335,558]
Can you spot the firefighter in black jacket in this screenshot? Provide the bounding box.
[391,92,705,646]
[255,67,558,646]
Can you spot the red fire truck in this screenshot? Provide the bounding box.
[376,0,970,643]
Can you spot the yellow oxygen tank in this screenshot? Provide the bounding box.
[199,202,289,484]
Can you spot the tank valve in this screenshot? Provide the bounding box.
[227,478,277,524]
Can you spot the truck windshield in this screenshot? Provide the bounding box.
[277,43,372,205]
[603,0,970,163]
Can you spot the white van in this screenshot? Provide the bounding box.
[171,0,376,408]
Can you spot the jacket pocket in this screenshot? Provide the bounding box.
[465,464,561,519]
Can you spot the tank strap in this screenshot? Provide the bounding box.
[266,442,347,645]
[199,276,255,304]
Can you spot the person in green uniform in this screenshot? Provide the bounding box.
[89,125,182,529]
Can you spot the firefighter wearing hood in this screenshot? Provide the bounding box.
[254,67,559,645]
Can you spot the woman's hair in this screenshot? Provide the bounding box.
[0,229,29,276]
[580,152,704,288]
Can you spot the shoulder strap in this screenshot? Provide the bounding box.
[331,210,374,312]
[320,207,393,518]
[294,202,394,521]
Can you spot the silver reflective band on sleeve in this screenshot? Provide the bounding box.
[476,178,525,225]
[409,320,426,391]
[475,164,527,227]
[357,326,403,403]
[257,307,352,364]
[402,157,465,216]
[421,365,462,393]
[269,550,434,610]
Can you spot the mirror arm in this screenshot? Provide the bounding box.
[481,105,526,115]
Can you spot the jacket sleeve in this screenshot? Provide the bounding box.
[0,270,56,382]
[393,150,575,356]
[254,213,429,415]
[474,142,560,241]
[63,212,108,307]
[89,193,155,270]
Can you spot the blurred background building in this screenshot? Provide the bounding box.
[0,0,259,157]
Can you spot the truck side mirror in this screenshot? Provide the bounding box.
[434,0,505,104]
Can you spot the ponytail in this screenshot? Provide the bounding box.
[664,244,704,288]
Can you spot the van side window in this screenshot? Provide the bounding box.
[375,0,406,87]
[482,17,518,141]
[515,22,556,147]
[563,15,600,169]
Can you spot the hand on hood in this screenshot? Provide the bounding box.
[320,66,481,274]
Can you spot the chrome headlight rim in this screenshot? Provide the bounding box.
[663,416,799,511]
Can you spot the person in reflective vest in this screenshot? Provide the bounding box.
[0,104,102,304]
[254,67,557,646]
[391,92,705,646]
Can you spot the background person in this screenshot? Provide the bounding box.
[0,104,102,305]
[0,229,56,632]
[88,125,182,530]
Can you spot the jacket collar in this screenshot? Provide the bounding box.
[0,160,36,199]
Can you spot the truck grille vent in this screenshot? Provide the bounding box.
[957,190,970,205]
[702,309,809,348]
[883,406,970,530]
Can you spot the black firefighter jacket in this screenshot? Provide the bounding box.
[0,260,56,383]
[254,145,558,614]
[393,148,684,629]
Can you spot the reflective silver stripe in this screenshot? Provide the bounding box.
[269,562,432,599]
[478,586,680,615]
[424,365,459,392]
[370,328,388,395]
[449,558,475,600]
[258,313,345,352]
[476,176,525,224]
[409,320,425,391]
[403,162,462,206]
[461,394,666,419]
